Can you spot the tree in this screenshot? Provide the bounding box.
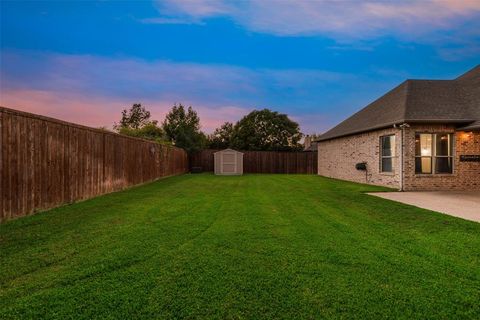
[307,133,322,141]
[114,103,167,143]
[97,126,111,132]
[231,109,303,151]
[162,103,206,153]
[117,123,168,144]
[208,122,234,149]
[114,103,154,130]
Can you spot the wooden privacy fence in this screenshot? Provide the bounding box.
[190,149,317,174]
[0,107,188,221]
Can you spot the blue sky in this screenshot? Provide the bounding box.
[1,0,479,133]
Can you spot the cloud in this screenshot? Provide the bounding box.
[158,0,232,18]
[143,0,480,61]
[437,45,480,61]
[0,88,251,132]
[148,0,480,41]
[142,0,233,25]
[0,89,123,128]
[1,50,364,133]
[140,17,201,25]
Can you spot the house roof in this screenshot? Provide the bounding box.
[459,120,480,131]
[318,65,480,141]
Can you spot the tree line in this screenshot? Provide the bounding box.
[113,103,303,154]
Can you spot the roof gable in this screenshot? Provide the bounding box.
[318,65,480,141]
[214,148,244,154]
[403,80,470,121]
[318,81,409,141]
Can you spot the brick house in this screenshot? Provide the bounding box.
[317,66,480,191]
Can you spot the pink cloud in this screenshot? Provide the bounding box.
[197,105,251,131]
[2,50,355,134]
[0,88,251,133]
[0,89,126,128]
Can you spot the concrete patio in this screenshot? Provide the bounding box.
[368,191,480,223]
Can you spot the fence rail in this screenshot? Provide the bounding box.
[0,107,188,221]
[190,149,317,174]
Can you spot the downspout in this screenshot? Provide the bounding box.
[398,123,410,191]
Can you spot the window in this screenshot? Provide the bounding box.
[415,133,453,174]
[415,134,432,174]
[435,133,454,173]
[380,135,395,172]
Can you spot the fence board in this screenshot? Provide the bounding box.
[0,112,2,217]
[191,149,317,174]
[0,107,188,222]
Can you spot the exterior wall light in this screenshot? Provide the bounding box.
[461,132,473,140]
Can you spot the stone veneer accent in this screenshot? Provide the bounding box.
[318,124,480,191]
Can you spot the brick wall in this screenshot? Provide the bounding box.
[317,127,401,189]
[403,124,480,190]
[318,124,480,191]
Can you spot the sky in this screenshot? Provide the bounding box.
[1,0,479,134]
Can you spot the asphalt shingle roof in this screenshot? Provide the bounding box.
[318,65,480,141]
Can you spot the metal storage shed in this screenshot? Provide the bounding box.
[214,149,243,175]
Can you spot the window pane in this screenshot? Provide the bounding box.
[435,134,452,156]
[415,157,432,174]
[381,135,395,157]
[382,158,393,172]
[435,157,453,174]
[415,134,432,156]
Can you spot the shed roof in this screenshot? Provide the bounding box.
[318,65,480,141]
[213,148,244,154]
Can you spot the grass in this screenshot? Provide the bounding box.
[1,174,479,319]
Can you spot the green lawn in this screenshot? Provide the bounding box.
[1,174,479,319]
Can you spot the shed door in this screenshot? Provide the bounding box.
[221,152,237,174]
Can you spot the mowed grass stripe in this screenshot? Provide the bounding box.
[1,174,479,319]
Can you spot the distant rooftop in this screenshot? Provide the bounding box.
[318,65,480,141]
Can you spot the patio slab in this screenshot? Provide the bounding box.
[368,191,480,223]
